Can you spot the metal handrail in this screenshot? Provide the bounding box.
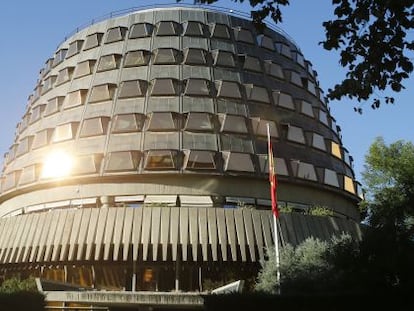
[56,2,300,51]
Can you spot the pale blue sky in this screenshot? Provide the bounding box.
[0,0,413,182]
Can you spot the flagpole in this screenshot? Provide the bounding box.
[267,123,281,294]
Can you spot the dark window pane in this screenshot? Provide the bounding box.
[89,84,116,103]
[84,33,104,50]
[97,54,121,72]
[183,21,206,36]
[240,55,262,72]
[183,48,208,65]
[210,23,231,39]
[105,27,127,43]
[184,79,211,96]
[184,150,217,170]
[233,27,254,44]
[124,50,150,67]
[144,150,178,169]
[223,152,255,172]
[74,60,96,78]
[80,117,110,137]
[156,21,180,36]
[66,40,84,58]
[118,80,147,98]
[212,50,235,68]
[64,89,88,109]
[105,151,140,172]
[184,112,214,131]
[151,79,179,96]
[112,114,145,133]
[216,81,241,99]
[129,23,153,38]
[153,48,180,64]
[147,112,179,131]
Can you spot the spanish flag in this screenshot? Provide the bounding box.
[267,125,279,218]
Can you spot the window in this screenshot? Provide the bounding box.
[144,150,179,170]
[212,50,236,68]
[222,152,255,172]
[118,80,147,98]
[291,160,317,181]
[210,23,231,39]
[32,128,53,149]
[105,26,127,44]
[312,133,326,151]
[89,84,116,103]
[52,122,79,143]
[331,141,342,159]
[124,50,150,67]
[19,164,40,185]
[41,75,57,94]
[300,100,314,117]
[52,49,67,67]
[251,118,278,137]
[129,23,153,38]
[146,112,180,131]
[319,110,329,126]
[257,35,274,50]
[307,80,317,95]
[258,155,288,175]
[184,150,217,170]
[29,104,46,124]
[239,55,262,72]
[83,32,104,50]
[16,136,34,157]
[183,21,206,36]
[344,175,355,194]
[290,71,303,87]
[287,125,306,144]
[97,54,122,72]
[80,117,110,138]
[233,27,255,44]
[183,48,208,65]
[183,132,217,150]
[72,154,102,175]
[294,52,306,67]
[184,78,211,96]
[150,78,179,96]
[111,113,144,133]
[273,91,295,110]
[44,96,64,116]
[220,135,253,153]
[66,40,84,58]
[74,59,96,78]
[64,89,88,109]
[344,150,352,167]
[152,48,181,64]
[215,80,241,99]
[155,21,181,36]
[184,112,214,131]
[105,151,141,172]
[55,67,74,85]
[218,114,248,134]
[245,84,270,103]
[275,42,292,58]
[324,169,339,187]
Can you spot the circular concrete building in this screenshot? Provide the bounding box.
[0,5,361,300]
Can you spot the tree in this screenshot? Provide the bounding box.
[186,0,414,112]
[361,137,414,291]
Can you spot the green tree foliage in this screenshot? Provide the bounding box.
[186,0,414,111]
[0,277,38,293]
[361,137,414,290]
[255,234,358,294]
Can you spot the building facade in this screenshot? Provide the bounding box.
[0,5,361,305]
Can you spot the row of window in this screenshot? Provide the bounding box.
[43,22,306,73]
[38,49,317,95]
[7,126,351,175]
[1,150,356,194]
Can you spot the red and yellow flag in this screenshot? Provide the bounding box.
[268,130,279,218]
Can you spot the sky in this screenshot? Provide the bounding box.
[0,0,413,183]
